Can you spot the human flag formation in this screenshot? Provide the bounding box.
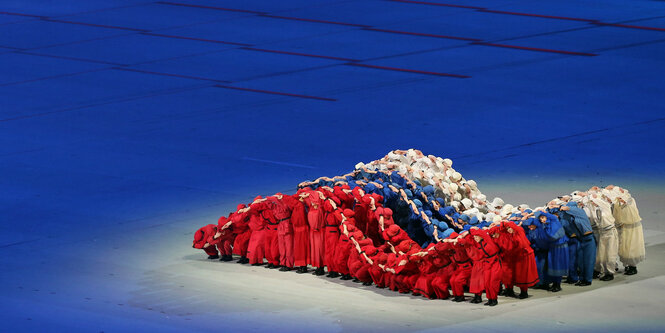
[193,149,645,306]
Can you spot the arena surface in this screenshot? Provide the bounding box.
[1,0,665,331]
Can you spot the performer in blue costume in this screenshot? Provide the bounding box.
[552,204,581,284]
[538,211,569,292]
[526,212,568,292]
[421,211,436,247]
[455,214,470,232]
[558,201,596,286]
[409,199,429,245]
[524,217,548,290]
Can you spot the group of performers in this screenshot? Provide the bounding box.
[192,149,646,306]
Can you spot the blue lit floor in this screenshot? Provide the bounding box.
[1,0,665,331]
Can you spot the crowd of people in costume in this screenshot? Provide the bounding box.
[192,149,646,306]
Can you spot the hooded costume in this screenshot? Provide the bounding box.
[272,195,295,269]
[532,212,569,289]
[193,224,219,257]
[323,197,342,274]
[612,193,645,271]
[430,241,456,300]
[459,229,501,304]
[209,216,235,258]
[231,204,252,260]
[393,252,421,293]
[262,198,281,267]
[587,197,619,278]
[304,190,326,269]
[559,202,596,283]
[362,192,384,245]
[449,233,473,299]
[335,210,357,276]
[412,244,438,298]
[247,199,267,265]
[291,192,310,267]
[495,222,539,297]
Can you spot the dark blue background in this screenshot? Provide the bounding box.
[1,0,664,330]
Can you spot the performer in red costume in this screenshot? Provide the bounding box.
[261,197,280,269]
[368,206,395,288]
[352,187,369,236]
[376,207,395,231]
[271,194,295,271]
[247,197,267,266]
[348,232,371,282]
[293,190,310,273]
[231,204,251,264]
[333,184,354,210]
[384,253,399,291]
[497,221,539,299]
[209,216,235,261]
[304,190,326,275]
[323,199,342,278]
[412,244,438,298]
[369,251,389,288]
[355,244,380,285]
[448,232,472,302]
[383,224,410,246]
[363,193,384,245]
[431,241,456,300]
[393,251,421,294]
[390,238,421,293]
[466,228,502,306]
[192,224,220,259]
[489,225,511,296]
[460,231,486,304]
[337,209,356,280]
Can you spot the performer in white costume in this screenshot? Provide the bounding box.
[586,192,619,281]
[609,186,645,275]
